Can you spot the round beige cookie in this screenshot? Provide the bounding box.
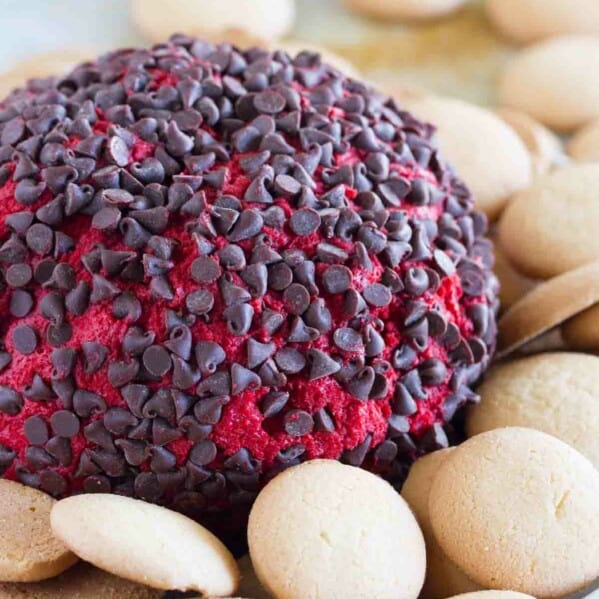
[0,479,77,582]
[50,494,239,595]
[496,108,565,177]
[446,593,535,599]
[0,50,91,99]
[499,164,599,279]
[497,260,599,355]
[405,96,531,219]
[562,304,599,351]
[401,449,482,599]
[498,36,599,132]
[129,0,295,44]
[0,562,160,599]
[429,427,599,597]
[467,353,599,467]
[342,0,467,21]
[568,119,599,163]
[248,459,426,599]
[486,0,599,43]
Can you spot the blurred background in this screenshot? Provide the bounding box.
[0,0,506,104]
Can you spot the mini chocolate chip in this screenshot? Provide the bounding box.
[363,283,392,307]
[108,359,140,388]
[143,345,172,377]
[239,263,267,298]
[284,409,313,436]
[6,212,34,235]
[142,389,175,420]
[393,383,417,416]
[254,90,286,114]
[289,208,321,236]
[115,439,147,466]
[268,262,293,291]
[194,395,230,424]
[227,209,263,242]
[6,263,32,288]
[186,289,214,315]
[65,281,90,316]
[9,289,34,318]
[401,369,427,400]
[404,317,429,352]
[104,407,139,435]
[231,363,261,395]
[73,390,107,418]
[26,223,54,256]
[260,391,289,418]
[134,472,163,501]
[50,410,80,438]
[316,242,348,263]
[342,434,371,467]
[47,322,73,348]
[364,325,385,357]
[50,348,77,379]
[149,446,176,473]
[191,255,221,284]
[90,275,120,304]
[81,342,108,375]
[321,265,352,294]
[283,283,310,315]
[419,358,447,386]
[404,268,429,296]
[419,423,449,451]
[277,444,306,462]
[274,347,306,374]
[40,291,65,324]
[427,310,448,338]
[374,440,398,464]
[467,303,489,337]
[433,248,456,277]
[195,341,226,376]
[24,415,49,445]
[333,327,364,353]
[304,299,332,333]
[288,316,319,343]
[190,440,218,466]
[247,339,276,369]
[23,374,54,401]
[274,174,301,197]
[308,349,340,380]
[12,324,37,355]
[223,303,254,336]
[92,206,122,231]
[218,244,246,271]
[449,338,475,366]
[313,408,335,432]
[346,366,375,400]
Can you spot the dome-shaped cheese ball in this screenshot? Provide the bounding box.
[0,35,498,532]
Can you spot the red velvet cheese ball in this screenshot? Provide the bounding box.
[0,36,497,534]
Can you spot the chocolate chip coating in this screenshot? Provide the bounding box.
[0,34,497,533]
